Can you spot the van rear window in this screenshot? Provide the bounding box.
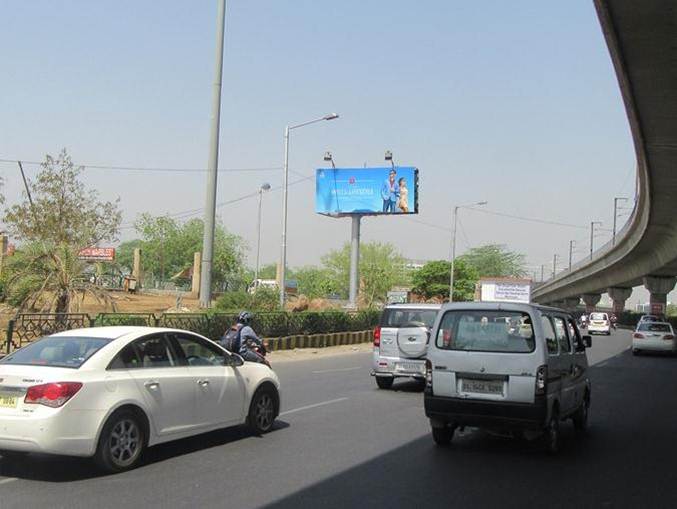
[380,309,437,328]
[436,310,535,353]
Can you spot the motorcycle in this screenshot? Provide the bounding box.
[243,338,271,368]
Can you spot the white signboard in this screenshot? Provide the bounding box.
[481,281,531,303]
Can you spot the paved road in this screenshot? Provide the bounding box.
[2,329,676,508]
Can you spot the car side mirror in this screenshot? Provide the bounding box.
[582,335,592,348]
[225,354,244,367]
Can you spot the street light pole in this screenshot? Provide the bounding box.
[569,240,575,270]
[279,113,339,308]
[613,197,628,245]
[254,183,271,283]
[590,221,602,259]
[199,0,227,308]
[552,253,559,278]
[449,201,487,301]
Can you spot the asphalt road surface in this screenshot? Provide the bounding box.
[2,329,676,509]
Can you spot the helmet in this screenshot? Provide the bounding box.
[237,311,253,325]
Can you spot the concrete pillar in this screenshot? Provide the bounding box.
[0,235,7,276]
[563,297,581,311]
[582,293,601,313]
[643,276,676,316]
[132,248,143,289]
[608,287,632,315]
[191,252,202,297]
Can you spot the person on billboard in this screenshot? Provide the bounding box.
[381,169,399,212]
[397,177,409,213]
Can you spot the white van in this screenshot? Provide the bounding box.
[424,302,591,453]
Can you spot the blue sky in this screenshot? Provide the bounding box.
[1,1,644,301]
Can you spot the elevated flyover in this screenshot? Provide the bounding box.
[532,0,677,314]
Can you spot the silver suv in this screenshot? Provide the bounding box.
[371,303,441,389]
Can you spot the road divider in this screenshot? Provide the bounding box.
[265,330,372,352]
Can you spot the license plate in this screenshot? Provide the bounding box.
[0,394,18,408]
[397,362,424,373]
[461,379,503,395]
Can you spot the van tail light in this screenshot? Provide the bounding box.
[664,334,674,340]
[25,382,83,408]
[373,326,381,347]
[535,365,547,395]
[425,359,433,388]
[633,333,645,339]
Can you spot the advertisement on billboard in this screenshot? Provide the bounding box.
[315,167,419,216]
[78,247,115,262]
[479,278,531,304]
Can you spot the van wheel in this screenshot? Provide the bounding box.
[0,450,28,460]
[376,377,394,390]
[543,409,560,454]
[432,426,454,446]
[95,410,146,473]
[573,394,590,434]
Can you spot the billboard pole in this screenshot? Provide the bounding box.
[348,215,362,308]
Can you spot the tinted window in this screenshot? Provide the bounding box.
[108,343,143,370]
[381,308,438,328]
[590,313,608,321]
[135,336,177,368]
[553,316,571,353]
[542,317,558,355]
[0,336,110,369]
[436,311,535,353]
[567,318,583,350]
[171,334,226,367]
[638,323,672,332]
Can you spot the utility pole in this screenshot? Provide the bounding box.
[552,254,559,278]
[199,0,227,308]
[569,240,575,270]
[590,221,602,259]
[613,197,628,245]
[541,264,545,282]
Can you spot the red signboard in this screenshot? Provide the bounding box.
[78,247,115,261]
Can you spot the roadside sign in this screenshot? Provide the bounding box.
[78,247,115,262]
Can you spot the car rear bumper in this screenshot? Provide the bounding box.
[633,339,676,352]
[588,325,610,333]
[424,390,547,430]
[372,357,426,379]
[0,409,105,457]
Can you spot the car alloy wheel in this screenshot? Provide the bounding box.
[109,418,143,469]
[249,388,276,434]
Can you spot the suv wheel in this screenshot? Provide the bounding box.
[543,408,560,454]
[376,377,394,390]
[573,394,590,434]
[432,426,454,446]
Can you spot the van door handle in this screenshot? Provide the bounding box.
[197,379,210,387]
[144,380,160,390]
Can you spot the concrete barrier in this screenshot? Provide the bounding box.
[265,330,372,352]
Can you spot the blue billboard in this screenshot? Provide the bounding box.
[315,167,419,216]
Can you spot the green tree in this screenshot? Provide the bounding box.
[255,264,278,280]
[295,265,337,299]
[115,239,143,273]
[411,259,478,301]
[322,242,405,306]
[3,149,121,249]
[458,244,526,278]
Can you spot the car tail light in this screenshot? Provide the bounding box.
[664,334,674,340]
[425,359,433,388]
[535,365,547,395]
[373,326,381,347]
[25,382,83,408]
[633,332,645,339]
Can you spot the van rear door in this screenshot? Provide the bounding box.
[429,309,539,404]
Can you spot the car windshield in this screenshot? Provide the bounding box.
[590,313,608,320]
[380,308,438,328]
[0,336,111,369]
[638,323,672,332]
[641,316,659,322]
[436,310,535,353]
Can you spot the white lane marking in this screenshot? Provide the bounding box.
[312,366,362,374]
[279,397,349,416]
[0,478,18,486]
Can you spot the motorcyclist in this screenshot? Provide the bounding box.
[234,311,267,364]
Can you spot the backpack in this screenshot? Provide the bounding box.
[220,324,244,352]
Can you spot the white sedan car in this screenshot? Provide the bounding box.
[632,322,676,355]
[0,327,280,472]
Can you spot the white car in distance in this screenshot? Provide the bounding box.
[587,312,611,335]
[0,327,280,472]
[632,322,676,355]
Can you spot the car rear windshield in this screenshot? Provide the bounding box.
[590,313,608,320]
[638,323,672,332]
[380,308,438,328]
[0,336,111,369]
[436,310,535,353]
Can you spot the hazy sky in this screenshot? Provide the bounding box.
[1,1,657,305]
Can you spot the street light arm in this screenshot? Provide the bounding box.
[289,113,339,131]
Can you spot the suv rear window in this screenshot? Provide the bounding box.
[0,336,111,369]
[380,308,438,328]
[436,310,535,353]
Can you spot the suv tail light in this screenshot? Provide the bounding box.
[535,365,547,395]
[373,326,381,347]
[425,359,433,388]
[633,332,645,339]
[664,334,674,340]
[25,382,83,408]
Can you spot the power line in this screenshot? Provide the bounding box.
[468,207,590,230]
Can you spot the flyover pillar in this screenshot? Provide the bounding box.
[643,276,676,316]
[582,293,601,313]
[608,287,632,315]
[563,297,581,311]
